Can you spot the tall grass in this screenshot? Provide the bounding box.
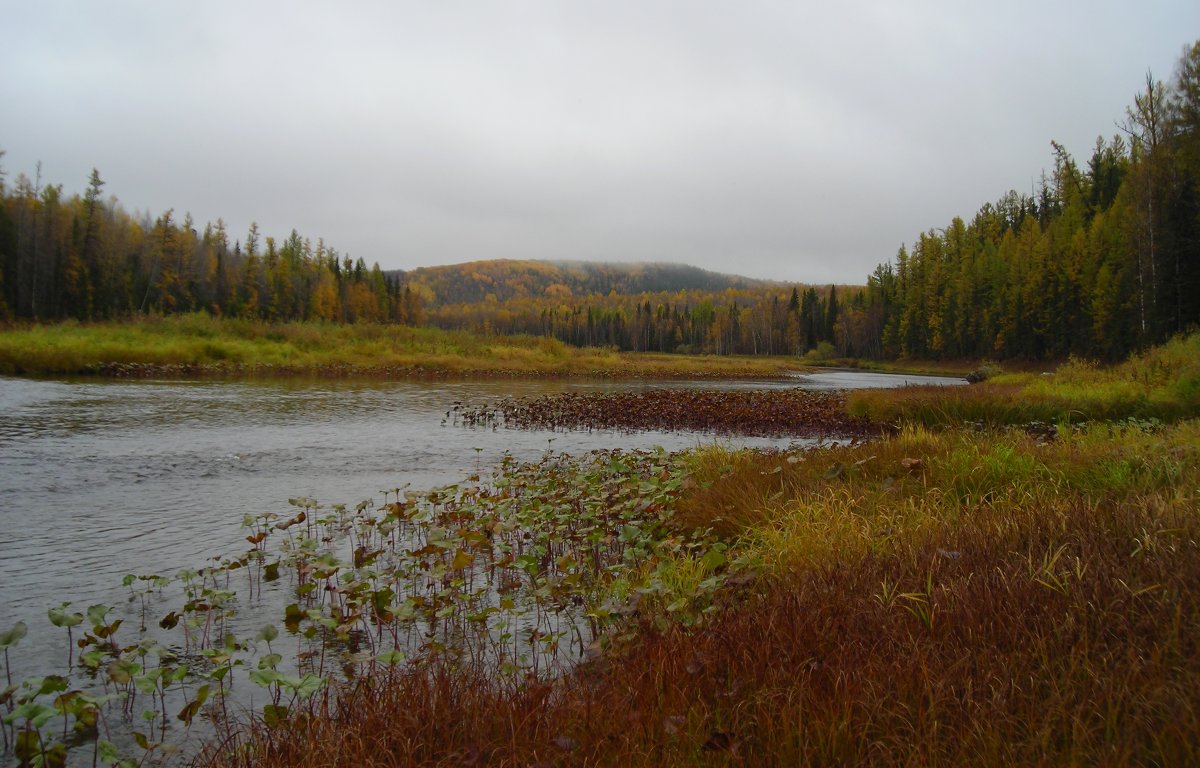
[0,314,793,379]
[848,331,1200,426]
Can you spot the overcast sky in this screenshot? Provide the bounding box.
[3,2,1197,284]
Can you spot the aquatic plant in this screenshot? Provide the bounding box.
[450,388,878,438]
[195,421,1200,767]
[0,445,731,767]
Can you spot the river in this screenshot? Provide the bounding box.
[0,369,961,765]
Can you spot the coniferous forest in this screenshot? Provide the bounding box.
[0,172,424,326]
[1,40,1198,362]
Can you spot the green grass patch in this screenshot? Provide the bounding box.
[0,314,795,379]
[848,331,1200,426]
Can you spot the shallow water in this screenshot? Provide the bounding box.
[0,370,963,625]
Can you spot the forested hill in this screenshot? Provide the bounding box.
[856,41,1200,361]
[390,260,774,306]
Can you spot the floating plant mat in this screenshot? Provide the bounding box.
[0,447,736,767]
[450,388,880,438]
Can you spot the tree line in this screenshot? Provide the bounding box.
[423,283,851,356]
[409,39,1200,362]
[395,259,765,306]
[836,41,1200,361]
[3,40,1197,362]
[0,164,423,325]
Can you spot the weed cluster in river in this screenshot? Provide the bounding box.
[450,388,878,438]
[196,420,1200,767]
[0,447,732,767]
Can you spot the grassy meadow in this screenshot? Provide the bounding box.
[849,332,1200,427]
[0,314,794,379]
[189,335,1200,768]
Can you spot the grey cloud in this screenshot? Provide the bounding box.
[2,1,1197,283]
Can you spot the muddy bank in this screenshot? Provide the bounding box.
[450,388,880,438]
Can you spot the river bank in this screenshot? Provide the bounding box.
[0,315,796,380]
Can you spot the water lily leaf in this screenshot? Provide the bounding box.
[14,726,61,764]
[98,740,121,765]
[450,549,475,570]
[43,742,69,768]
[0,621,27,648]
[107,659,137,685]
[262,704,289,728]
[254,653,282,676]
[48,604,84,628]
[33,675,69,696]
[86,604,111,627]
[134,670,162,695]
[283,603,304,626]
[7,701,57,729]
[248,667,278,686]
[377,649,406,665]
[293,674,326,698]
[48,691,81,715]
[94,619,123,639]
[618,524,642,543]
[203,651,231,665]
[177,685,210,726]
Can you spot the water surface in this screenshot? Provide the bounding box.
[0,370,963,620]
[0,370,962,763]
